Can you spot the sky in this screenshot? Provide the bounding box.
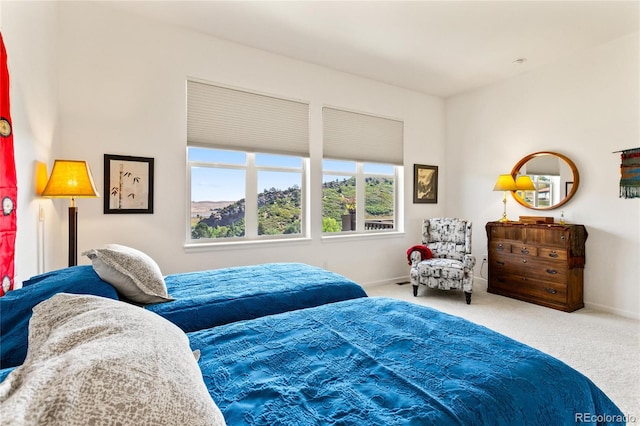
[189,148,394,202]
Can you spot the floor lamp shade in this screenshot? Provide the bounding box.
[42,160,99,266]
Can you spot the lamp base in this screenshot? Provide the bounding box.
[498,192,510,223]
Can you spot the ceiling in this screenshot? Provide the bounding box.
[104,1,639,98]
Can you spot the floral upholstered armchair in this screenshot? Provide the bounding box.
[409,218,476,304]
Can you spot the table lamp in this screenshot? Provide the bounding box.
[516,175,535,191]
[493,174,517,222]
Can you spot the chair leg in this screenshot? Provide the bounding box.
[413,285,418,297]
[465,292,471,305]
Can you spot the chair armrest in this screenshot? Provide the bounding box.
[409,250,423,267]
[463,254,476,269]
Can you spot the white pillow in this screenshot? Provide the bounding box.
[82,244,173,304]
[0,293,225,426]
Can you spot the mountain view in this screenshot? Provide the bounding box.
[191,177,394,239]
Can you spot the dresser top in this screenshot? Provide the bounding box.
[486,221,586,231]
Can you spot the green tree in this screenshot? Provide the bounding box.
[191,221,213,239]
[322,217,341,232]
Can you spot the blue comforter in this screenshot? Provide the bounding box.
[0,266,119,369]
[189,297,622,425]
[146,262,367,333]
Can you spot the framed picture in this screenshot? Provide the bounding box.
[565,181,574,198]
[413,164,438,204]
[104,154,154,214]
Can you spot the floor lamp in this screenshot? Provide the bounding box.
[42,160,99,267]
[493,174,517,222]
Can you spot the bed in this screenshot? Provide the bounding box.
[81,244,367,332]
[2,250,366,368]
[0,294,623,425]
[189,297,623,425]
[146,262,367,333]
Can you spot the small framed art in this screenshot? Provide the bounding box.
[104,154,154,214]
[413,164,438,204]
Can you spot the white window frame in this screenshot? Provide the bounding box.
[187,147,308,245]
[322,159,401,235]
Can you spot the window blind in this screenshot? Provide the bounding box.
[323,107,404,165]
[187,80,309,156]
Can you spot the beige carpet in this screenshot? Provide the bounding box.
[366,281,640,419]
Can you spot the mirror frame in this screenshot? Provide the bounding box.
[510,151,580,211]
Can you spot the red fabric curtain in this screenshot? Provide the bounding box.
[0,32,18,296]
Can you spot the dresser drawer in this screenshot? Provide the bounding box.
[489,241,511,254]
[489,273,567,305]
[525,228,570,248]
[491,252,567,279]
[510,245,538,257]
[538,248,568,261]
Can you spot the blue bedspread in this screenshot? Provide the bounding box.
[0,266,118,369]
[146,263,367,333]
[189,297,622,425]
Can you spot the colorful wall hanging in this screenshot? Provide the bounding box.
[618,147,640,199]
[0,32,17,296]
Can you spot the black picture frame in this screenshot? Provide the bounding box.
[413,164,438,204]
[565,181,574,198]
[104,154,154,214]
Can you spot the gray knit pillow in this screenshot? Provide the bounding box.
[0,293,225,426]
[82,244,173,304]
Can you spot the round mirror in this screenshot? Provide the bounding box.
[510,151,579,210]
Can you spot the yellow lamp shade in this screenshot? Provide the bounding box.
[493,174,517,191]
[516,175,536,191]
[41,160,99,198]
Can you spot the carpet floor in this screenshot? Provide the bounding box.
[366,281,640,419]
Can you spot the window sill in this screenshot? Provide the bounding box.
[184,237,312,253]
[322,231,405,243]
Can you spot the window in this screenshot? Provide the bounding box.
[322,160,397,233]
[322,107,403,234]
[186,80,309,244]
[189,147,305,242]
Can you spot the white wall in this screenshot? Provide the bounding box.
[446,33,640,318]
[3,1,638,318]
[1,0,59,285]
[47,1,445,286]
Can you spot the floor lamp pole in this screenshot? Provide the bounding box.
[68,197,78,267]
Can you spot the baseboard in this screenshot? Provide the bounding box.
[584,301,640,320]
[362,276,410,288]
[363,275,490,291]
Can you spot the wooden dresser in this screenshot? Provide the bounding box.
[485,221,588,312]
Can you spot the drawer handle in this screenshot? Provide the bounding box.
[522,259,527,264]
[496,261,505,266]
[497,245,504,251]
[548,252,559,258]
[520,249,529,255]
[546,269,558,274]
[545,288,558,294]
[561,235,566,240]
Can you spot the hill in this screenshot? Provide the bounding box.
[191,177,392,239]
